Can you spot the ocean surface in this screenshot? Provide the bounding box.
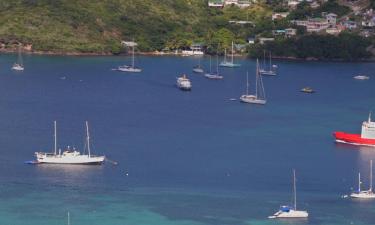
[0,54,374,225]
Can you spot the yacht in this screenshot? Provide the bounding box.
[12,45,24,71]
[240,59,266,105]
[118,42,142,73]
[193,57,204,73]
[269,170,309,219]
[177,74,192,91]
[259,51,277,76]
[354,75,370,80]
[204,55,223,79]
[301,87,315,93]
[219,41,241,68]
[350,160,375,199]
[35,121,105,165]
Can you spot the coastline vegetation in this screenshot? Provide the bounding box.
[0,0,373,60]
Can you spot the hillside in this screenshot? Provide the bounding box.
[0,0,268,54]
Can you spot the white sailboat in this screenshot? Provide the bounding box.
[219,41,240,68]
[260,51,277,76]
[12,45,24,71]
[269,170,309,219]
[205,55,223,79]
[240,59,266,105]
[193,57,204,73]
[350,160,375,199]
[35,121,105,164]
[118,43,142,73]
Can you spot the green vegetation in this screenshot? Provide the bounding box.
[249,33,372,60]
[0,0,372,60]
[0,0,268,54]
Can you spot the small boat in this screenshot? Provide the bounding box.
[219,41,241,68]
[176,74,192,91]
[350,160,375,199]
[354,75,370,80]
[117,42,142,73]
[259,51,277,76]
[333,112,375,147]
[301,87,315,93]
[205,55,223,80]
[35,121,105,164]
[240,59,266,105]
[12,45,24,71]
[193,57,204,73]
[268,170,309,219]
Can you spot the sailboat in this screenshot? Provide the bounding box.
[269,170,309,219]
[204,55,223,79]
[240,59,266,105]
[12,45,24,71]
[193,57,204,73]
[220,41,241,68]
[350,160,375,199]
[118,43,142,73]
[34,121,105,164]
[259,51,277,76]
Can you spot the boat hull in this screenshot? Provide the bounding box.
[269,210,308,219]
[333,132,375,147]
[350,192,375,199]
[260,70,276,76]
[204,73,223,79]
[219,62,241,67]
[35,153,105,165]
[240,95,266,105]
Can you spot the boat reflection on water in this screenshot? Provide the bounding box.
[34,164,105,187]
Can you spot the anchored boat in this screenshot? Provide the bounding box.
[333,112,375,147]
[350,160,375,199]
[268,170,309,219]
[176,74,192,91]
[35,121,105,165]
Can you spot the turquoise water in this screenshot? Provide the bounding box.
[0,54,374,224]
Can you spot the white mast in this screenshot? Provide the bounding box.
[255,59,259,97]
[86,121,91,158]
[231,41,234,64]
[269,52,272,70]
[67,212,70,225]
[370,160,373,192]
[18,45,23,66]
[209,56,212,73]
[369,111,372,123]
[293,169,297,210]
[132,45,135,68]
[246,72,249,96]
[358,172,361,192]
[54,121,57,155]
[224,49,227,63]
[216,55,219,74]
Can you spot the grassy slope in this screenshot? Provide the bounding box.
[0,0,209,53]
[0,0,269,53]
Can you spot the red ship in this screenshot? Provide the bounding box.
[333,113,375,147]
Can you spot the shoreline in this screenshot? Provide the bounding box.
[1,49,374,62]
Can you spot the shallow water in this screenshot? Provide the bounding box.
[0,54,374,224]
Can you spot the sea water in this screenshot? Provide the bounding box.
[0,54,374,225]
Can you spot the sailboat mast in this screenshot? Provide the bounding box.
[54,121,57,155]
[255,59,259,97]
[67,212,70,225]
[209,56,212,73]
[216,55,219,73]
[224,49,227,63]
[269,52,272,70]
[263,50,266,68]
[86,121,91,158]
[231,41,234,64]
[370,160,373,192]
[132,45,135,68]
[358,172,361,192]
[293,169,297,210]
[246,72,249,95]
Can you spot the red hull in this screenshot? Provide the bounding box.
[333,131,375,146]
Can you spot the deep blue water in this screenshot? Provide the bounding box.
[0,54,374,225]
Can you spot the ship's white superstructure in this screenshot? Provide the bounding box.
[35,121,105,165]
[361,113,375,139]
